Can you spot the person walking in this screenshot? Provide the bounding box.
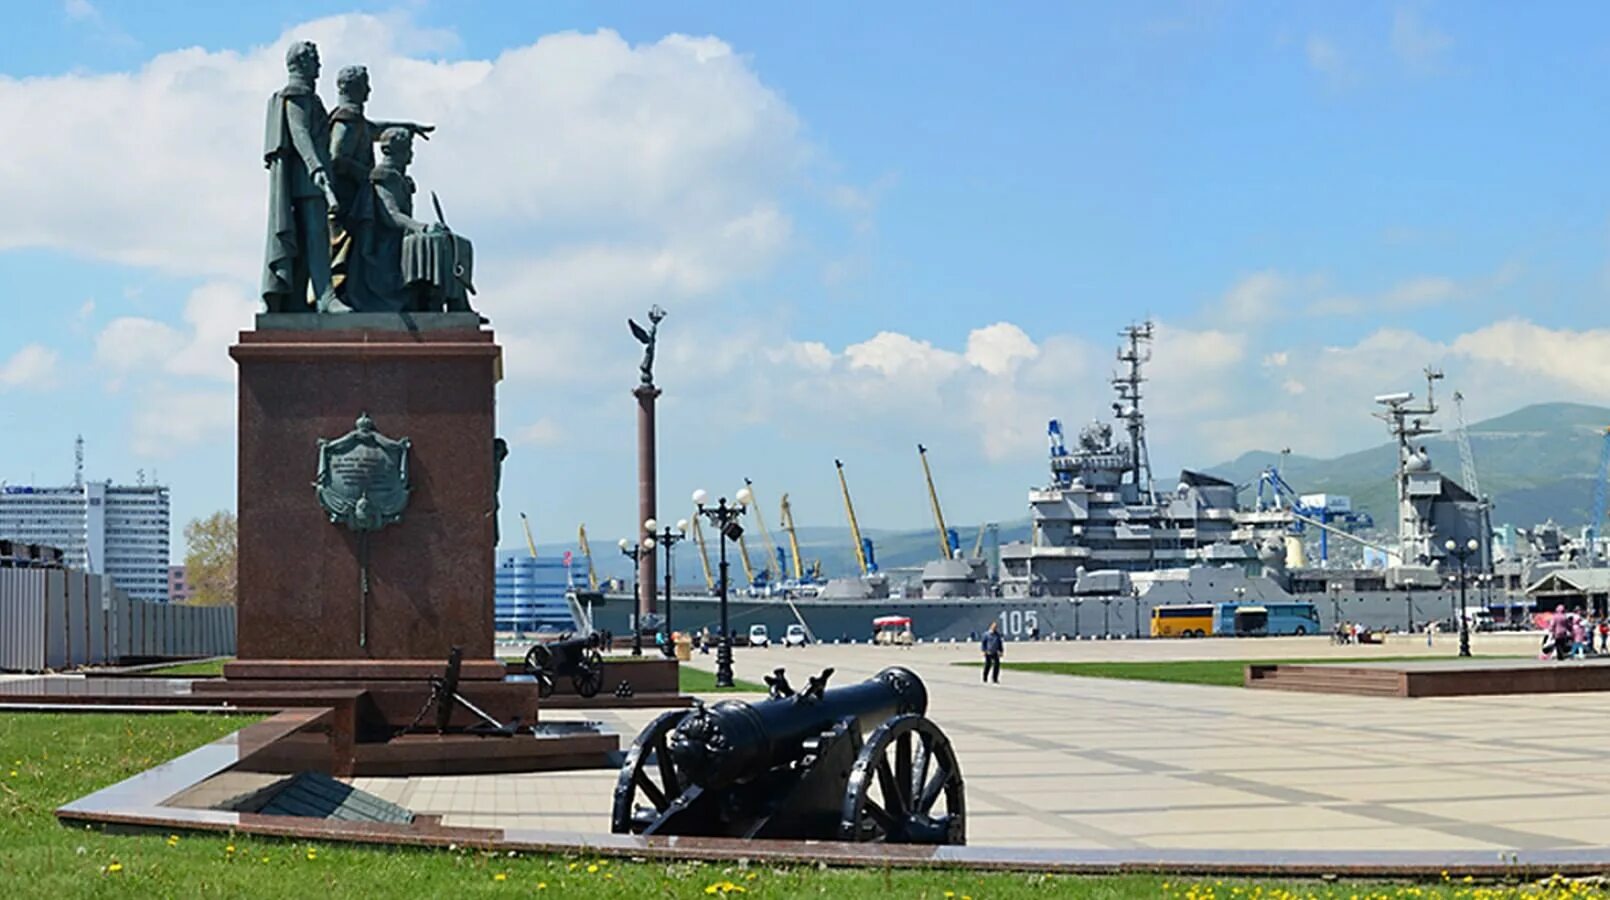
[981,622,1004,684]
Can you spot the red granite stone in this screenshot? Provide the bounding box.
[230,325,500,660]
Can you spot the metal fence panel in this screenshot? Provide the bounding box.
[0,569,46,672]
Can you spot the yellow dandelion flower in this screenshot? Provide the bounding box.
[605,873,614,880]
[107,863,123,874]
[538,884,547,891]
[588,864,599,873]
[7,771,16,778]
[493,873,507,882]
[568,862,578,871]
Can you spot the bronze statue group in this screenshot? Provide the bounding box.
[262,40,477,317]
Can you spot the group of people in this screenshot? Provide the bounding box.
[1332,621,1376,645]
[1542,606,1610,660]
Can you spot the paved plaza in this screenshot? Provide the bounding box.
[347,634,1610,853]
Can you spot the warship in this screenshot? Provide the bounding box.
[572,323,1511,642]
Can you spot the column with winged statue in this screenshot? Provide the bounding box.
[629,307,667,625]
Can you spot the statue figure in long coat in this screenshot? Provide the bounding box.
[262,41,342,313]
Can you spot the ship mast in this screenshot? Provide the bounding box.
[1112,321,1156,502]
[1372,366,1442,566]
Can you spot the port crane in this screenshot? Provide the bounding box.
[1254,460,1373,565]
[689,511,716,590]
[1588,428,1610,562]
[779,492,807,581]
[576,524,599,591]
[1452,391,1481,498]
[743,478,785,582]
[918,444,958,559]
[835,459,874,574]
[520,513,539,558]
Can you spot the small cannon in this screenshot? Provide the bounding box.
[611,666,964,844]
[522,632,605,699]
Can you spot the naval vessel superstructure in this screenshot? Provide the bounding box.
[571,324,1502,642]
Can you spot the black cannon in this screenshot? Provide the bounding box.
[611,666,964,844]
[523,632,605,699]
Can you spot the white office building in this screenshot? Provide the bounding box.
[0,482,171,602]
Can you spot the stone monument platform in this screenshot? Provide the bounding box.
[229,313,501,661]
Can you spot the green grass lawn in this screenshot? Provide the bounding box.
[676,666,766,694]
[961,656,1519,688]
[0,712,1595,897]
[146,658,229,677]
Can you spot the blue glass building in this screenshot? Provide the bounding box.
[494,551,579,634]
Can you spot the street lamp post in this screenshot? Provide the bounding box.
[1101,598,1111,639]
[694,487,750,688]
[619,537,654,656]
[1444,537,1480,658]
[1328,582,1342,635]
[647,517,689,657]
[1132,587,1141,638]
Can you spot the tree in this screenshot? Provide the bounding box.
[183,511,237,606]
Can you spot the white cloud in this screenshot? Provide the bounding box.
[0,344,60,389]
[130,390,233,458]
[1391,9,1452,70]
[94,317,185,373]
[63,0,100,24]
[1221,270,1289,321]
[94,281,253,381]
[1305,36,1347,82]
[1451,320,1610,396]
[512,418,565,447]
[844,332,963,379]
[964,322,1039,376]
[1380,275,1457,308]
[0,17,807,356]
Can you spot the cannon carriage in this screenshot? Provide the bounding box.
[522,632,606,699]
[612,666,964,844]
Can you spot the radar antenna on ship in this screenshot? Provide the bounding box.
[1372,366,1442,566]
[1112,321,1156,503]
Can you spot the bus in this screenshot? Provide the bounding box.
[1214,602,1321,637]
[1151,604,1214,638]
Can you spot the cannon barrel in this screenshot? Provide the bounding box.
[669,666,926,790]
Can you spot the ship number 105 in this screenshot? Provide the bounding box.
[999,610,1039,636]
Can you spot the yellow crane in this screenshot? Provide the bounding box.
[971,522,987,559]
[917,444,952,560]
[519,513,539,558]
[736,531,757,585]
[576,523,599,591]
[779,492,805,581]
[744,478,784,581]
[835,459,869,575]
[689,510,715,591]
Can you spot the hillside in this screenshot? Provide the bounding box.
[1206,401,1610,530]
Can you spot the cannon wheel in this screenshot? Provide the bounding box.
[523,644,556,698]
[611,709,687,834]
[840,714,965,845]
[572,648,606,698]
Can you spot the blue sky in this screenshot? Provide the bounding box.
[3,2,1609,558]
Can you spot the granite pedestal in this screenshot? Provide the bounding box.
[229,313,500,661]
